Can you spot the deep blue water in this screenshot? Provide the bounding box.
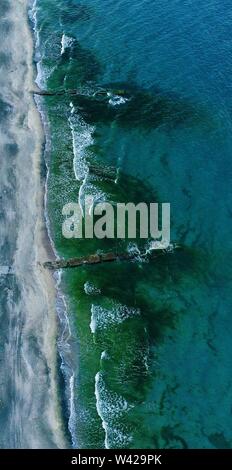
[33,0,232,448]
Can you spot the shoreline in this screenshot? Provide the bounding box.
[28,1,77,448]
[3,0,68,448]
[24,0,68,447]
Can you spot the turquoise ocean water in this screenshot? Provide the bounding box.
[32,0,232,449]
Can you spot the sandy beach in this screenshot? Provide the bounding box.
[0,0,67,448]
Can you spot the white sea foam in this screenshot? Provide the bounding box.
[84,281,101,295]
[30,1,48,90]
[107,93,129,107]
[68,374,78,448]
[54,269,80,449]
[78,179,107,218]
[127,242,141,255]
[127,242,145,263]
[90,311,97,334]
[61,33,74,55]
[90,303,140,333]
[30,1,40,50]
[69,103,95,182]
[101,350,109,361]
[81,181,107,204]
[69,102,109,215]
[95,372,133,449]
[147,239,174,252]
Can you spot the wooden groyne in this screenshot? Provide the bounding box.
[32,88,83,97]
[43,246,180,271]
[32,88,127,99]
